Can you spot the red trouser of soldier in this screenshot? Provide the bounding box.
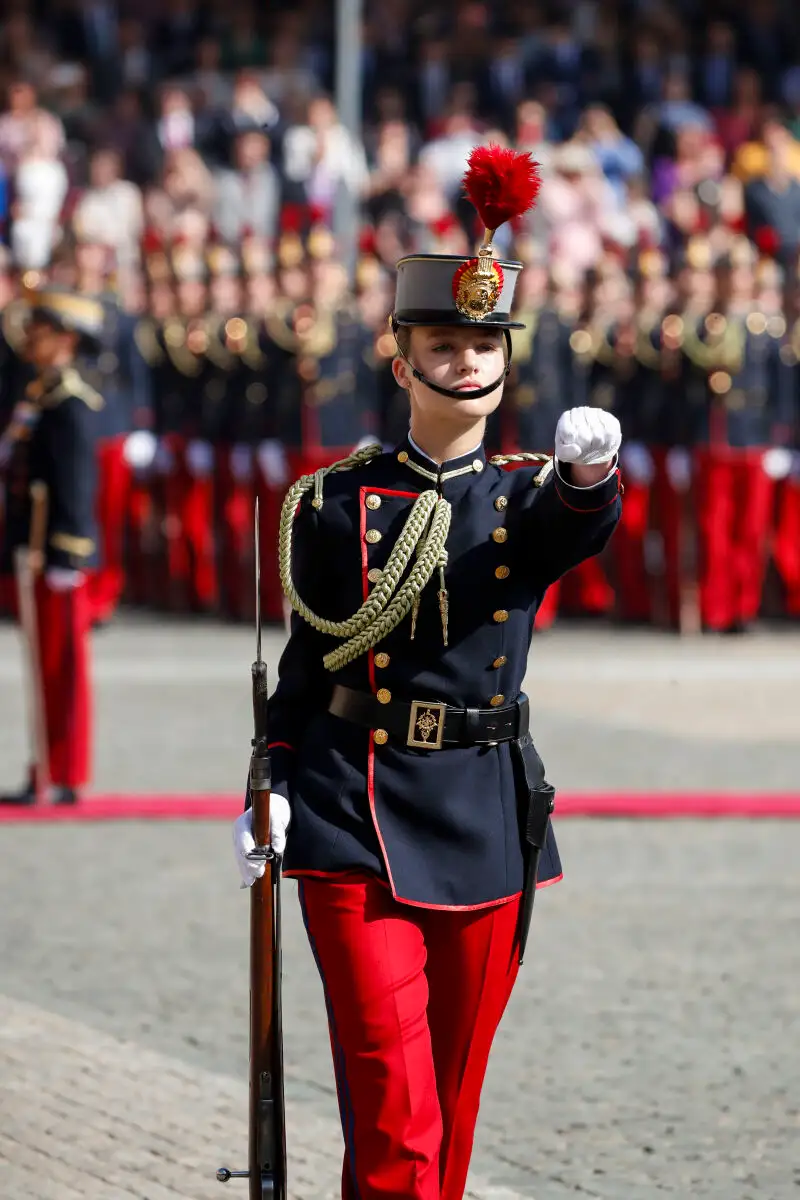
[88,434,132,624]
[216,445,256,621]
[773,476,800,616]
[298,874,520,1200]
[694,448,775,629]
[35,574,92,789]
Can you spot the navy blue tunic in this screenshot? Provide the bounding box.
[268,434,622,910]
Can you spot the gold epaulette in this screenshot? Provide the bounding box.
[2,298,28,353]
[133,318,165,366]
[264,299,300,354]
[43,368,104,411]
[163,318,203,377]
[203,315,236,370]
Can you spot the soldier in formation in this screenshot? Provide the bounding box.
[232,146,623,1200]
[0,287,105,806]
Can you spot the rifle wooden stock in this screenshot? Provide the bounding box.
[247,659,286,1200]
[15,481,50,799]
[217,503,286,1196]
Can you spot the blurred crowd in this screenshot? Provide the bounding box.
[1,0,800,633]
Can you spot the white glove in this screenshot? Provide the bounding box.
[257,439,289,487]
[185,439,214,478]
[123,430,158,470]
[45,567,84,591]
[230,443,255,483]
[232,794,292,888]
[620,440,655,486]
[555,406,622,466]
[665,447,692,492]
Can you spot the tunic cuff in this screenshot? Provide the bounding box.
[553,455,621,512]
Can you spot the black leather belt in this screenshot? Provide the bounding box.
[329,684,529,750]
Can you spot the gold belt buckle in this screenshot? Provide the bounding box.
[407,701,447,750]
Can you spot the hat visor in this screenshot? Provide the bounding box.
[393,309,525,330]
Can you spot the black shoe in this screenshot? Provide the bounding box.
[53,787,79,806]
[0,783,37,806]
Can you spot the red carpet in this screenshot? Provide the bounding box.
[0,793,799,822]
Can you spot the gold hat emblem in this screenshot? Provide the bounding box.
[452,257,505,320]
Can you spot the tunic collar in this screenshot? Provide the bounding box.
[394,431,487,486]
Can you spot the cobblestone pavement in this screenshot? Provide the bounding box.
[1,619,799,1198]
[2,820,799,1200]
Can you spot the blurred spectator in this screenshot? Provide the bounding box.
[155,85,196,155]
[72,147,144,268]
[695,20,738,112]
[418,103,482,201]
[200,70,280,168]
[733,113,800,183]
[0,78,64,174]
[212,129,280,244]
[576,104,644,204]
[538,140,617,275]
[9,112,68,268]
[149,0,204,80]
[282,94,369,225]
[143,146,214,238]
[744,122,800,259]
[219,3,266,73]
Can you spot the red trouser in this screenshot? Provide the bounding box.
[694,448,775,629]
[613,478,652,622]
[298,874,521,1200]
[88,435,132,623]
[774,477,800,616]
[31,575,92,788]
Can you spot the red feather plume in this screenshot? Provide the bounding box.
[463,144,541,233]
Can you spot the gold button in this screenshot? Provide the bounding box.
[374,652,390,668]
[376,688,392,704]
[311,497,322,509]
[365,529,382,544]
[494,496,508,511]
[490,694,506,707]
[493,609,509,623]
[492,527,508,543]
[472,458,484,472]
[397,451,409,463]
[368,568,383,583]
[495,565,510,580]
[366,494,382,510]
[373,729,389,745]
[492,655,508,668]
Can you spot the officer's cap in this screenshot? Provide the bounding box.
[392,145,541,332]
[26,286,105,349]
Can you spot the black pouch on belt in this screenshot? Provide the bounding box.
[509,697,556,966]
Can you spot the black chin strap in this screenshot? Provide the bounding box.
[391,324,513,401]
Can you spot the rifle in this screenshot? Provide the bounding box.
[14,480,50,801]
[218,499,287,1199]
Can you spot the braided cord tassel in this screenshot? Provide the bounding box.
[323,497,452,671]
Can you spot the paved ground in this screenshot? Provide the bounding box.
[0,616,798,795]
[1,618,799,1199]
